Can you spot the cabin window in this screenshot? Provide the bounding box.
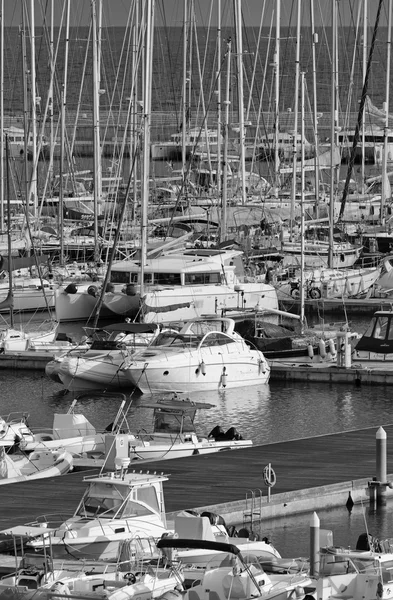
[201,332,235,346]
[121,498,156,518]
[184,272,220,285]
[110,271,130,284]
[153,272,181,285]
[135,486,160,514]
[373,316,389,340]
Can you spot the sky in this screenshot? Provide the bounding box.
[3,1,390,29]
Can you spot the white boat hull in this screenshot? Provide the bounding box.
[123,351,270,394]
[129,439,253,461]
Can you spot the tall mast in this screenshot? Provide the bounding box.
[381,0,392,225]
[234,0,246,206]
[328,0,337,268]
[92,0,102,264]
[310,0,320,211]
[216,0,222,199]
[274,0,280,197]
[290,0,301,232]
[140,0,155,301]
[181,0,188,179]
[300,72,306,333]
[361,0,368,193]
[0,0,3,230]
[221,39,231,243]
[29,0,37,219]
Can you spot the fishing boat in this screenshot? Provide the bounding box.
[0,526,184,600]
[120,317,270,394]
[0,446,73,485]
[26,469,170,560]
[127,396,253,461]
[54,249,279,323]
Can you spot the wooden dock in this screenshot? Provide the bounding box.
[270,362,393,385]
[0,423,391,530]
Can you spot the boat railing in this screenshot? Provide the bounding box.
[27,513,74,529]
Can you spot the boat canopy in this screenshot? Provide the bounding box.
[355,311,393,354]
[157,537,241,555]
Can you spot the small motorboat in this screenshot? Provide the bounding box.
[26,468,170,560]
[128,396,253,461]
[0,446,73,485]
[121,317,270,394]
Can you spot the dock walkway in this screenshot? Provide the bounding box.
[0,423,390,529]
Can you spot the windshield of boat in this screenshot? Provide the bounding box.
[75,483,160,519]
[150,332,202,348]
[363,316,392,340]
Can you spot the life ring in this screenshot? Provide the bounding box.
[263,464,276,487]
[308,287,321,300]
[87,285,98,297]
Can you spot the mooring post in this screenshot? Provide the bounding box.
[369,427,388,507]
[310,511,320,577]
[376,426,387,506]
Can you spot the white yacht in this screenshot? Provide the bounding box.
[54,249,278,323]
[121,317,270,394]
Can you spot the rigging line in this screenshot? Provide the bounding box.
[339,0,384,221]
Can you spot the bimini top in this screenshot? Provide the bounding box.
[355,310,393,354]
[157,537,240,555]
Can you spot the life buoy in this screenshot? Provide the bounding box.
[263,464,276,487]
[307,344,314,359]
[87,285,98,297]
[291,286,300,299]
[308,287,321,300]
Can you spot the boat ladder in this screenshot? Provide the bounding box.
[243,488,263,530]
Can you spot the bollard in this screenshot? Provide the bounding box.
[369,427,388,507]
[336,332,351,368]
[310,512,320,577]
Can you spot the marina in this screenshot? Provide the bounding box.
[3,3,393,597]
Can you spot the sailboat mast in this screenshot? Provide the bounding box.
[234,0,246,206]
[92,0,102,264]
[290,0,301,232]
[310,0,320,212]
[274,0,280,197]
[5,136,13,328]
[140,0,155,301]
[328,0,337,269]
[29,0,37,219]
[300,72,306,332]
[381,0,392,225]
[338,0,383,221]
[0,0,3,231]
[181,0,188,179]
[221,38,231,243]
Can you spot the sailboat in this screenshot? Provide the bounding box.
[0,137,58,351]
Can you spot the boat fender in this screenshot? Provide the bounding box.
[328,338,336,356]
[307,344,314,360]
[87,285,98,297]
[221,366,228,388]
[200,360,206,375]
[318,339,327,359]
[259,359,266,374]
[64,283,78,294]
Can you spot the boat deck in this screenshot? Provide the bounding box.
[0,423,391,528]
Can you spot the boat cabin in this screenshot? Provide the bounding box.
[355,311,393,354]
[109,250,246,289]
[74,471,168,524]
